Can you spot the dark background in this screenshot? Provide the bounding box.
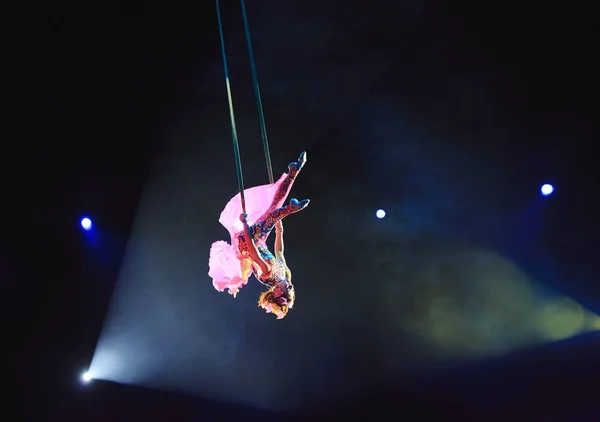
[9,0,599,420]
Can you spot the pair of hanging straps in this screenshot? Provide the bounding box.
[215,0,274,214]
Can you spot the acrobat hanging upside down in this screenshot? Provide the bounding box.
[208,152,310,319]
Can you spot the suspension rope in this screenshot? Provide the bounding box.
[239,0,274,184]
[215,0,247,213]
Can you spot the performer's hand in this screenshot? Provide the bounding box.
[239,213,248,224]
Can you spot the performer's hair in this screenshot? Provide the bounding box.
[258,286,295,320]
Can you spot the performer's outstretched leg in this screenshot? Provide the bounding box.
[237,198,309,257]
[251,198,310,242]
[237,152,309,257]
[260,151,308,218]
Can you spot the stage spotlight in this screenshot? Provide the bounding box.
[81,217,93,230]
[541,184,554,196]
[81,371,92,383]
[376,209,386,219]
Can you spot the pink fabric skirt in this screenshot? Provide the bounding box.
[208,172,288,296]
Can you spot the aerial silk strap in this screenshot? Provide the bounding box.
[240,0,274,184]
[215,0,247,213]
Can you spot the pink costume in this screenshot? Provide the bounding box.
[208,173,291,297]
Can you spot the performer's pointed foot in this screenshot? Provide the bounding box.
[298,151,307,167]
[288,151,307,174]
[290,198,310,211]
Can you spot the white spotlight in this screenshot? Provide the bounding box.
[376,209,386,219]
[81,217,93,230]
[541,184,554,196]
[81,371,92,383]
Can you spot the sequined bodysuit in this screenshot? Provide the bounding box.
[237,170,303,288]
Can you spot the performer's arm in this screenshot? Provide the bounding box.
[274,221,287,267]
[240,214,272,277]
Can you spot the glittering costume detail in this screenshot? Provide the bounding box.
[237,197,308,286]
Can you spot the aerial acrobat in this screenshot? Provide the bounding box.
[208,152,309,319]
[210,0,310,318]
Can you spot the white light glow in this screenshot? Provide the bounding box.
[541,184,554,196]
[81,217,93,230]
